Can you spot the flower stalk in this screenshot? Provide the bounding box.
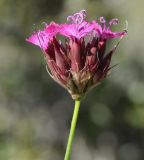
[64,100,81,160]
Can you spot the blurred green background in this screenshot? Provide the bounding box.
[0,0,144,160]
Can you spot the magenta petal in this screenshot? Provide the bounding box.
[59,21,94,39]
[26,31,49,50]
[59,24,77,38]
[26,32,40,46]
[26,22,60,50]
[45,22,60,36]
[102,30,126,39]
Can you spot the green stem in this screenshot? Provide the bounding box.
[64,99,81,160]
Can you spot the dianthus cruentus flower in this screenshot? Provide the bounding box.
[26,10,126,100]
[26,10,127,160]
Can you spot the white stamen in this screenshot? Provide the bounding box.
[100,17,106,24]
[109,18,118,26]
[67,10,87,24]
[42,22,48,27]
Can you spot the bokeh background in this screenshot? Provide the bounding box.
[0,0,144,160]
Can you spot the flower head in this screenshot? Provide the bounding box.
[26,10,127,100]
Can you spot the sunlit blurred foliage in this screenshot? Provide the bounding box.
[0,0,144,159]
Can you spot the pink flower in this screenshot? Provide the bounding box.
[26,10,127,100]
